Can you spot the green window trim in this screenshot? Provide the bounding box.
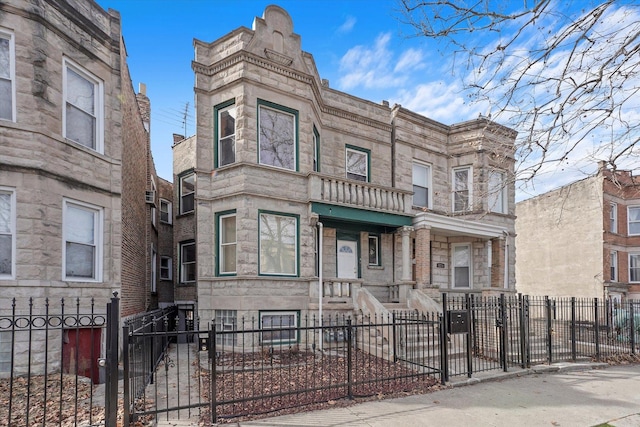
[214,99,236,168]
[215,209,237,277]
[345,144,370,183]
[257,99,299,172]
[258,210,300,277]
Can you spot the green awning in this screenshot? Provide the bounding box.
[312,202,412,228]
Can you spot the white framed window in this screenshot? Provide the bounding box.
[452,243,472,288]
[412,162,431,208]
[346,146,369,182]
[628,206,640,236]
[179,172,195,214]
[260,311,298,345]
[610,203,617,233]
[629,253,640,283]
[0,187,16,279]
[452,166,472,212]
[63,59,103,152]
[219,213,237,275]
[63,199,103,281]
[179,241,196,283]
[150,177,157,228]
[160,199,172,224]
[258,100,297,171]
[0,29,16,122]
[610,251,617,282]
[151,245,157,293]
[216,101,236,167]
[368,235,380,266]
[259,211,298,276]
[215,309,237,346]
[488,171,507,214]
[160,256,172,280]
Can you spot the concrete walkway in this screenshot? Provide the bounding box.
[237,363,640,427]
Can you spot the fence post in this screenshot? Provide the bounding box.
[500,294,508,372]
[594,298,600,361]
[570,297,577,361]
[630,302,636,354]
[122,324,130,427]
[392,312,397,363]
[518,294,526,368]
[465,293,472,378]
[545,296,552,364]
[209,324,217,424]
[346,318,353,399]
[104,293,119,427]
[441,293,449,384]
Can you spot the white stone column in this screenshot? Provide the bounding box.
[400,226,414,282]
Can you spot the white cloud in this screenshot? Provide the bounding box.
[337,16,356,34]
[338,33,417,91]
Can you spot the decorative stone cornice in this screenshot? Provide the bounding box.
[264,48,293,66]
[192,50,392,132]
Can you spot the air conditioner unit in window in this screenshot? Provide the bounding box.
[145,190,155,204]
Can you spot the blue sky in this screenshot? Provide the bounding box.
[96,1,640,202]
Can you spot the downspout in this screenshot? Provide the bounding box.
[318,221,323,351]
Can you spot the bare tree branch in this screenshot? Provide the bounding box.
[397,0,640,191]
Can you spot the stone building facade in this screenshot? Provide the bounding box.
[175,5,517,331]
[0,0,170,371]
[517,163,640,300]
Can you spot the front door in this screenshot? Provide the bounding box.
[337,239,358,279]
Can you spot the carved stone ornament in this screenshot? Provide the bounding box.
[264,48,293,66]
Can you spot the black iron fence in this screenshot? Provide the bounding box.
[4,294,640,426]
[0,297,111,427]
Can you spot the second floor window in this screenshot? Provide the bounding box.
[216,100,236,167]
[63,60,103,152]
[258,100,297,171]
[628,206,640,236]
[0,30,15,121]
[453,166,472,212]
[346,146,369,182]
[611,203,617,233]
[412,162,431,208]
[160,199,172,224]
[488,171,506,214]
[180,173,195,214]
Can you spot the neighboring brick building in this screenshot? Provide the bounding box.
[0,0,172,370]
[174,6,517,331]
[516,162,640,300]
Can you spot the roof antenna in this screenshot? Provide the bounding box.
[182,102,189,136]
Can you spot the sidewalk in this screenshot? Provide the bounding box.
[236,363,640,427]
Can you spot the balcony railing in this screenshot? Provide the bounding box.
[309,174,412,215]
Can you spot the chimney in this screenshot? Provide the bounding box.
[173,133,185,144]
[136,83,150,132]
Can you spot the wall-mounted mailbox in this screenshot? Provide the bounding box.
[447,310,469,334]
[199,337,209,352]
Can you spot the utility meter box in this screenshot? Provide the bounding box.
[447,310,469,334]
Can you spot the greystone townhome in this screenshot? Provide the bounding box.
[173,5,517,345]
